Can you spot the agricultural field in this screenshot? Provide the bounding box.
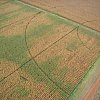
[0,0,100,100]
[21,0,100,32]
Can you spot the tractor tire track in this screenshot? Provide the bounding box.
[24,11,71,96]
[0,11,76,84]
[76,20,100,52]
[76,26,91,51]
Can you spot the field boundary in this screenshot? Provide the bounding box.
[67,55,100,99]
[19,0,100,33]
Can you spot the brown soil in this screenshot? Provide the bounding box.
[21,0,100,32]
[84,76,100,100]
[83,21,100,33]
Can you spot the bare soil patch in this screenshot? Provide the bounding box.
[21,0,100,31]
[85,76,100,100]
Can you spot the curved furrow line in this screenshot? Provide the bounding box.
[24,11,70,96]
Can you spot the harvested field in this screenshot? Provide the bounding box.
[21,0,100,32]
[0,0,100,100]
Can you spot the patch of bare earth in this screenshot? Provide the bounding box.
[83,21,100,33]
[84,76,100,100]
[21,0,100,31]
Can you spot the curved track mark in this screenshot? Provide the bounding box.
[0,11,76,85]
[76,20,100,51]
[76,26,91,51]
[24,11,71,96]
